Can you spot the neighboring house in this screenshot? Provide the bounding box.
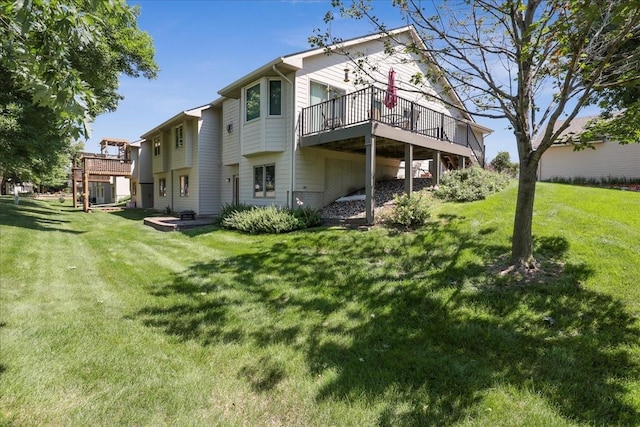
[141,26,491,223]
[140,104,222,215]
[128,139,154,208]
[537,115,640,182]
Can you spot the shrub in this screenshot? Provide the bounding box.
[217,203,253,224]
[434,167,510,202]
[386,192,431,229]
[221,205,322,234]
[292,206,323,228]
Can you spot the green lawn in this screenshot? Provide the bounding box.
[1,183,639,426]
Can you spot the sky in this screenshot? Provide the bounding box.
[85,0,556,162]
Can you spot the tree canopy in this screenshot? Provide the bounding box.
[0,0,158,186]
[313,0,640,267]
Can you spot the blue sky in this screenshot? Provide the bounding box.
[86,0,520,161]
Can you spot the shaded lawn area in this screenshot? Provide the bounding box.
[0,184,639,426]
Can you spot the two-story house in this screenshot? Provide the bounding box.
[141,26,491,223]
[140,103,222,215]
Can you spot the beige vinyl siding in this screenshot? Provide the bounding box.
[222,99,240,165]
[539,141,640,181]
[241,78,288,157]
[242,119,263,156]
[197,107,223,215]
[171,168,196,213]
[220,165,239,206]
[153,173,169,210]
[238,153,289,207]
[265,116,285,152]
[151,132,169,173]
[170,122,189,170]
[295,147,400,208]
[138,141,153,183]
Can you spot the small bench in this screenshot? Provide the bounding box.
[179,210,196,220]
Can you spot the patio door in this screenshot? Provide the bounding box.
[310,81,345,129]
[96,184,105,204]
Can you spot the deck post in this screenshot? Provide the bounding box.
[404,144,413,196]
[365,133,376,225]
[82,158,89,212]
[431,151,441,186]
[72,174,78,208]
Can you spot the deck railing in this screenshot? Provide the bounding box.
[300,86,484,166]
[83,156,132,176]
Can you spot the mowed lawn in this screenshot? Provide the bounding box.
[1,183,639,426]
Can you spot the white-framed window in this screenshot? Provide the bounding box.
[153,135,161,156]
[180,175,189,197]
[175,125,184,148]
[269,80,282,116]
[245,83,260,122]
[254,164,275,198]
[159,178,166,197]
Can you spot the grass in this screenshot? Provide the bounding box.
[0,183,639,426]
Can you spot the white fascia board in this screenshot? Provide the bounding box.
[140,105,209,139]
[218,57,303,99]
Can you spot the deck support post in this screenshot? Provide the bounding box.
[404,144,413,196]
[365,133,376,225]
[82,158,90,212]
[72,173,78,209]
[431,151,441,186]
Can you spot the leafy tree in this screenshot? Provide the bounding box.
[0,69,70,191]
[580,29,640,144]
[490,152,519,177]
[0,0,158,185]
[312,0,640,268]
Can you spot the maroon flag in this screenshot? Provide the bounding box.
[384,68,397,109]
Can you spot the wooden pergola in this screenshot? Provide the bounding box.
[71,138,132,212]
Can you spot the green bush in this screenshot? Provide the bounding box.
[221,205,322,234]
[386,192,431,229]
[217,203,253,224]
[434,167,510,202]
[292,206,323,228]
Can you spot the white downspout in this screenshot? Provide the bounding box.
[273,64,295,208]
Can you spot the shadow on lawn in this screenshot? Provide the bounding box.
[135,215,639,425]
[0,197,83,234]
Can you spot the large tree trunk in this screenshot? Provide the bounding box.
[511,160,539,267]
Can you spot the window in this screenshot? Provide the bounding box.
[269,80,282,115]
[159,178,166,197]
[175,125,184,148]
[254,164,275,198]
[180,175,189,197]
[246,83,260,121]
[153,135,161,156]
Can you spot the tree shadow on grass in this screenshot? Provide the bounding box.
[133,215,639,425]
[108,208,160,221]
[0,197,84,234]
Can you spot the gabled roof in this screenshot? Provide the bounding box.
[140,104,211,139]
[533,115,605,149]
[218,28,423,99]
[216,25,481,128]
